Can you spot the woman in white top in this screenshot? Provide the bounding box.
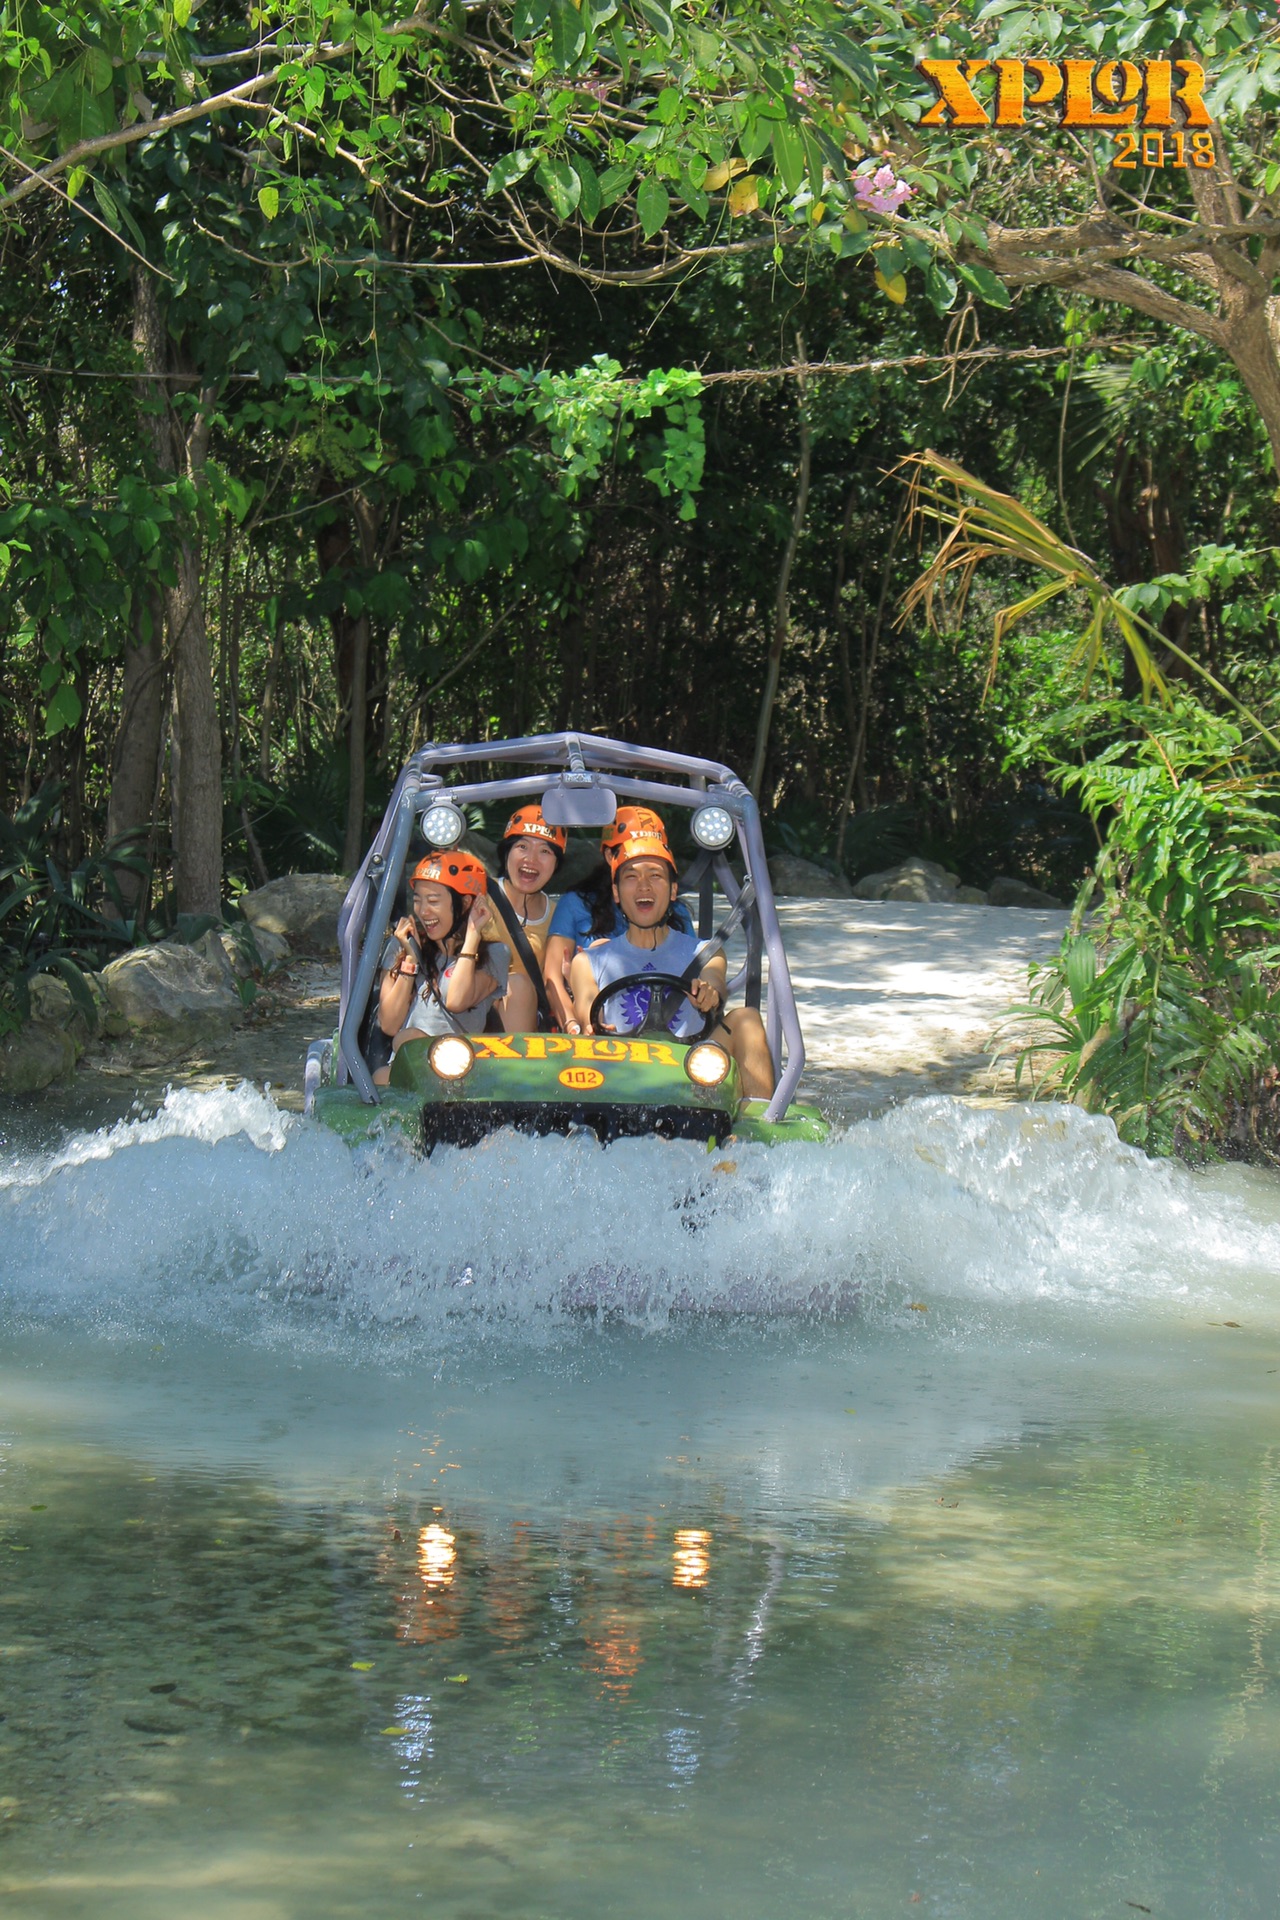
[480,803,566,1030]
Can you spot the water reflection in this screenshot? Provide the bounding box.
[417,1523,457,1587]
[4,1389,1280,1920]
[672,1528,711,1590]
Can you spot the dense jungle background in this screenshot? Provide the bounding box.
[6,0,1280,1152]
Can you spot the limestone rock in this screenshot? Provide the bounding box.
[986,875,1065,910]
[30,973,82,1039]
[955,885,989,905]
[100,944,243,1061]
[27,970,106,1049]
[767,854,854,899]
[191,927,240,988]
[220,923,289,980]
[854,857,960,903]
[0,1021,77,1094]
[241,873,348,954]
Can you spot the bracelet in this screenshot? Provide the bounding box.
[396,957,417,977]
[459,947,480,961]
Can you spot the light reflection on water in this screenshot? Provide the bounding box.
[0,1087,1278,1915]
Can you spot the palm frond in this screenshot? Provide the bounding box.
[898,451,1280,753]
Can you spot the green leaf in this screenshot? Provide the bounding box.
[572,155,602,222]
[91,178,123,232]
[172,0,192,25]
[957,261,1012,309]
[486,148,538,195]
[257,185,279,221]
[536,156,582,220]
[925,260,959,312]
[800,125,827,195]
[513,0,550,35]
[598,163,635,206]
[83,46,114,94]
[549,0,586,66]
[678,174,709,219]
[66,166,87,201]
[771,121,804,195]
[44,683,83,737]
[739,116,772,165]
[453,537,490,583]
[820,32,877,91]
[635,0,674,43]
[636,176,670,239]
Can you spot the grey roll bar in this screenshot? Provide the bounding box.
[333,733,808,1125]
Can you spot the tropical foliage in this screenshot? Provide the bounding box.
[998,705,1280,1159]
[0,783,147,1035]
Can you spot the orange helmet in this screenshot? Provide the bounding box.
[502,804,567,853]
[411,852,487,898]
[601,806,670,857]
[607,832,677,876]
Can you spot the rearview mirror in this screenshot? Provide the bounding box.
[540,781,618,828]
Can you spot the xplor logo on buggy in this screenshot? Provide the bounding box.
[470,1034,683,1068]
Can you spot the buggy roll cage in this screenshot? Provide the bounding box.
[332,731,808,1126]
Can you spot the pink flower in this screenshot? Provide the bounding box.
[853,163,912,216]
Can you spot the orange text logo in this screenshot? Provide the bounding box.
[917,56,1210,129]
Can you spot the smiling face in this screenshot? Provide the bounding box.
[505,835,558,896]
[410,880,459,942]
[614,857,677,930]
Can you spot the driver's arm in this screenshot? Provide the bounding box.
[569,949,602,1035]
[687,951,727,1016]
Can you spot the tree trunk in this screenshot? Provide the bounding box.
[977,132,1280,475]
[316,486,380,874]
[131,268,222,917]
[169,531,222,915]
[106,581,166,911]
[749,342,811,800]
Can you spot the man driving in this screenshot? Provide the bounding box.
[569,822,775,1099]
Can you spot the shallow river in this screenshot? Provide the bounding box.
[1,1085,1278,1918]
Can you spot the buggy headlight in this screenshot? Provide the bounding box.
[684,1042,731,1088]
[691,804,735,850]
[420,802,466,848]
[428,1034,475,1081]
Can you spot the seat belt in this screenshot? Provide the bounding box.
[678,879,757,986]
[485,882,557,1031]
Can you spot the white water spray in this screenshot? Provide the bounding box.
[4,1084,1277,1344]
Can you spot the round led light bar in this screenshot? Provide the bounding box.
[428,1034,475,1081]
[684,1042,731,1088]
[420,801,467,848]
[691,804,736,851]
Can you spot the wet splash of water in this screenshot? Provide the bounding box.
[2,1084,1276,1342]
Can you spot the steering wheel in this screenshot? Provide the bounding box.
[588,970,718,1044]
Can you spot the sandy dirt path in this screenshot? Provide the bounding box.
[775,901,1069,1120]
[56,899,1069,1129]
